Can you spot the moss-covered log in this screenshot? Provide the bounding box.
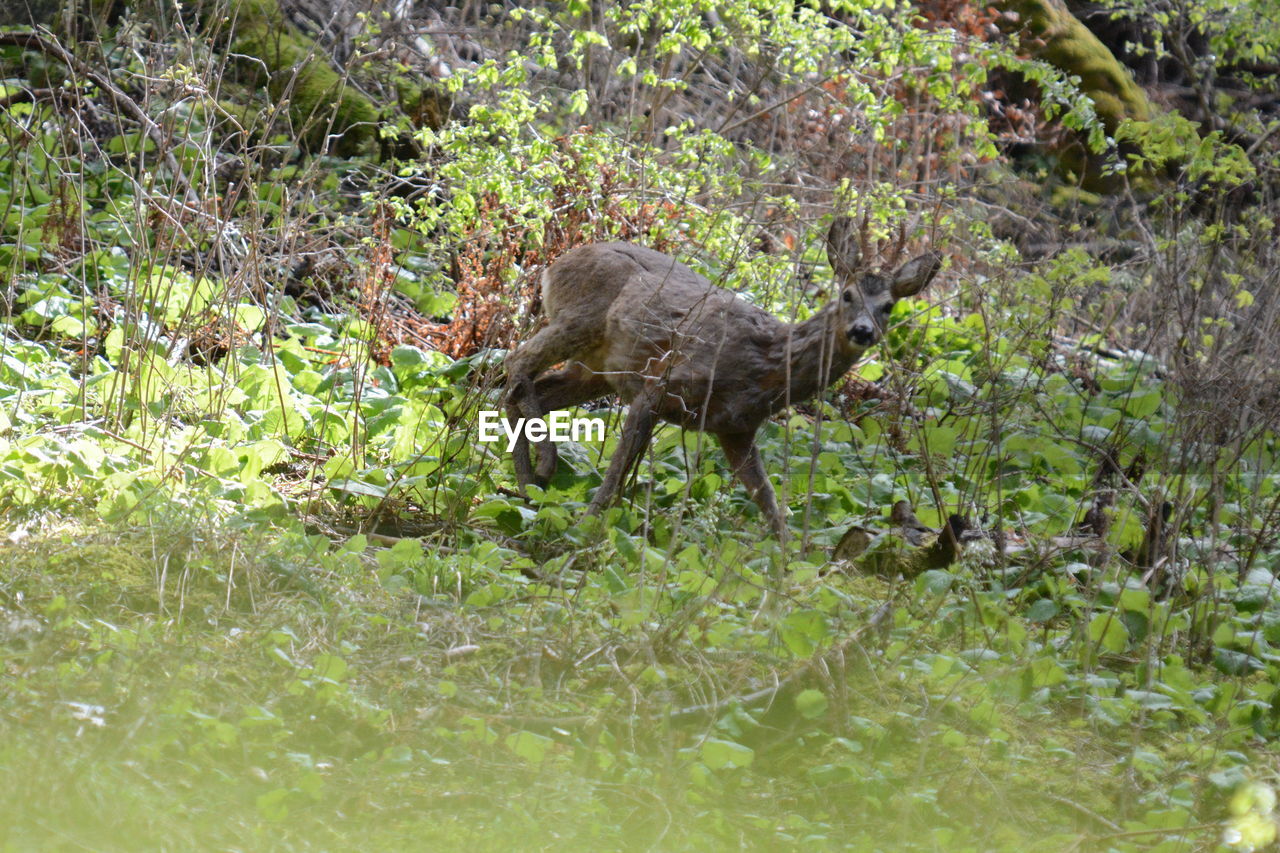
[999,0,1157,188]
[229,0,378,157]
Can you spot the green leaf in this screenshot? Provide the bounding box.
[1027,657,1068,688]
[1118,586,1150,612]
[505,731,553,765]
[328,478,389,498]
[256,788,290,820]
[701,738,754,770]
[235,304,266,332]
[1125,690,1173,709]
[795,689,828,720]
[1088,612,1129,654]
[1120,389,1162,418]
[312,654,348,682]
[779,610,828,657]
[1026,599,1060,622]
[918,570,954,596]
[391,345,429,366]
[1214,649,1264,676]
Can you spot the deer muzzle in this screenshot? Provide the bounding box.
[848,320,877,346]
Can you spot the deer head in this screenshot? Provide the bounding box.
[825,216,941,354]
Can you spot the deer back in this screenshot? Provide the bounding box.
[541,243,790,432]
[539,228,939,435]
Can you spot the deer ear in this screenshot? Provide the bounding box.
[891,252,942,298]
[826,216,863,280]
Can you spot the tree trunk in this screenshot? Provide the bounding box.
[229,0,378,157]
[998,0,1157,189]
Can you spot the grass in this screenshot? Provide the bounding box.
[0,502,1242,851]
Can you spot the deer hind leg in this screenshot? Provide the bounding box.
[504,320,600,491]
[716,431,787,541]
[586,386,659,519]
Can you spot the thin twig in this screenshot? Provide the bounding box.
[0,29,195,202]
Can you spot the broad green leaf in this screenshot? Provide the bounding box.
[794,689,828,720]
[1027,657,1068,688]
[701,738,754,770]
[256,788,290,820]
[780,610,828,657]
[506,731,553,765]
[1089,613,1129,654]
[312,654,347,682]
[1026,599,1060,622]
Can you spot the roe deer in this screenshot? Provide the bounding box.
[503,217,941,540]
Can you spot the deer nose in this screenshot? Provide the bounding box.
[849,322,877,346]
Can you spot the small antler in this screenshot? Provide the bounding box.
[825,216,864,280]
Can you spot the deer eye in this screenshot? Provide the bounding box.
[881,303,893,315]
[842,291,854,303]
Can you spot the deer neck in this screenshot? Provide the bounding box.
[774,304,861,407]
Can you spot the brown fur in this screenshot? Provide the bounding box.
[504,217,941,540]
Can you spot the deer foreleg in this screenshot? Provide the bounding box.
[505,348,543,491]
[526,365,611,484]
[717,432,787,541]
[505,393,538,492]
[504,321,599,491]
[587,389,658,518]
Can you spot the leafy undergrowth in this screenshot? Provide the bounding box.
[1,496,1275,851]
